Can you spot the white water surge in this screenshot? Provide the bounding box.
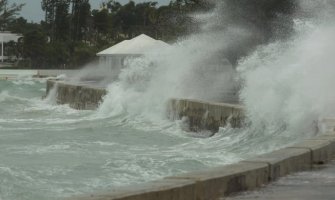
[239,1,335,138]
[0,1,334,200]
[0,78,247,200]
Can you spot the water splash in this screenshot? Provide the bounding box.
[43,82,58,105]
[96,31,240,128]
[238,2,335,138]
[2,2,335,200]
[94,0,335,142]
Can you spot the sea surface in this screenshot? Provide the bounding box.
[0,70,313,200]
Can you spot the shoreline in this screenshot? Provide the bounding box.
[43,80,335,200]
[68,121,335,200]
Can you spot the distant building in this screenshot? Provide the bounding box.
[0,32,22,63]
[97,34,170,75]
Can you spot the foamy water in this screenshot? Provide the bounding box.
[1,1,334,199]
[0,71,314,200]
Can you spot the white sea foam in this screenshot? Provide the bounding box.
[95,31,239,132]
[0,90,30,103]
[43,82,58,105]
[12,79,36,86]
[8,144,72,155]
[92,0,335,143]
[1,2,335,200]
[238,14,335,139]
[0,91,9,102]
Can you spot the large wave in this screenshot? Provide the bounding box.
[92,0,334,140]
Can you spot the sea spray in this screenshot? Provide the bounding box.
[94,0,302,133]
[0,90,10,102]
[238,2,335,139]
[1,2,335,199]
[94,0,335,151]
[44,82,58,105]
[96,30,241,127]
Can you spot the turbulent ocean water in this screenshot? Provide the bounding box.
[1,1,335,199]
[0,72,317,200]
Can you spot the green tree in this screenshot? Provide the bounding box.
[71,42,96,67]
[117,1,137,38]
[106,0,123,41]
[22,30,48,68]
[41,0,56,39]
[46,41,70,68]
[7,17,43,35]
[54,0,70,41]
[107,0,122,13]
[71,0,91,41]
[92,8,109,35]
[0,0,24,30]
[41,0,71,41]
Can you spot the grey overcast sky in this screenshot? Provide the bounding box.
[9,0,170,23]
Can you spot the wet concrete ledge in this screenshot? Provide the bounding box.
[168,98,245,133]
[47,80,107,110]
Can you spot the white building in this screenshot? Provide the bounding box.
[97,34,170,73]
[0,32,21,62]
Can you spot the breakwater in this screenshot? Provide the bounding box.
[168,99,244,132]
[46,80,106,110]
[46,80,245,132]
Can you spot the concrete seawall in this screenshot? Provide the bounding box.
[47,80,245,132]
[46,80,106,110]
[168,99,244,132]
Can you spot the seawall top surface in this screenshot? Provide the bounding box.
[166,161,268,180]
[48,79,106,90]
[172,98,244,109]
[228,160,335,200]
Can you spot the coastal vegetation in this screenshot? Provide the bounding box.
[1,0,211,68]
[1,0,297,69]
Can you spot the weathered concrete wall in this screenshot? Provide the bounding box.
[167,161,269,199]
[46,80,106,110]
[167,98,245,133]
[47,80,245,132]
[245,147,311,181]
[67,120,335,200]
[70,179,196,200]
